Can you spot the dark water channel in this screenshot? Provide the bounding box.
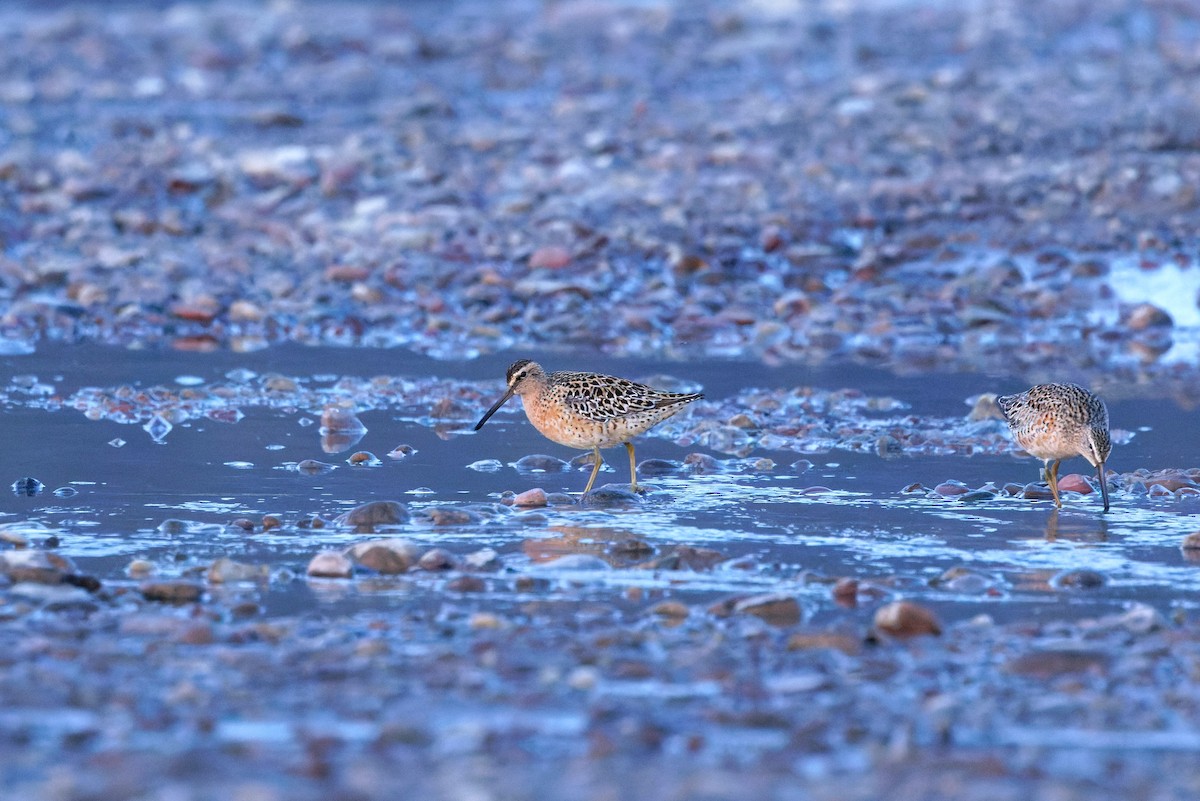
[3,343,1198,627]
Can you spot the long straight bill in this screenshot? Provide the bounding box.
[474,387,515,431]
[1097,461,1110,513]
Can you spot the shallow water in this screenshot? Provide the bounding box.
[3,343,1197,626]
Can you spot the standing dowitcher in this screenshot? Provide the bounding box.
[473,360,703,495]
[997,383,1112,512]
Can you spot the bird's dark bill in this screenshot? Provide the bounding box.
[474,388,515,431]
[1098,461,1110,513]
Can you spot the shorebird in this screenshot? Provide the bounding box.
[473,359,703,495]
[997,383,1111,512]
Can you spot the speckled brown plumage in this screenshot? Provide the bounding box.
[474,359,703,494]
[997,382,1112,512]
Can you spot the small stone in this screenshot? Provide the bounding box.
[417,548,459,571]
[207,557,268,584]
[228,299,265,322]
[649,600,690,620]
[127,559,155,579]
[874,601,941,638]
[1181,531,1200,551]
[515,454,570,472]
[306,551,354,579]
[710,592,802,626]
[683,453,720,473]
[388,444,417,459]
[337,500,409,529]
[141,580,204,604]
[345,539,420,574]
[463,548,500,570]
[875,435,902,459]
[786,632,860,655]
[1004,648,1110,677]
[468,612,505,629]
[320,405,366,434]
[832,577,859,606]
[528,245,572,269]
[513,488,548,507]
[347,451,381,466]
[296,459,334,474]
[966,393,1004,421]
[261,515,282,531]
[229,518,255,532]
[933,480,969,496]
[1052,569,1106,589]
[446,575,487,592]
[1122,303,1173,331]
[1053,473,1095,496]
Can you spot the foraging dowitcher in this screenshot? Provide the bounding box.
[997,383,1111,512]
[473,360,703,495]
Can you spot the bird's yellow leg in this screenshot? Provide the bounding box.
[582,447,603,495]
[625,442,638,493]
[1047,459,1062,508]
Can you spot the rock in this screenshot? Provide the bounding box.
[0,549,75,584]
[1122,302,1173,331]
[874,601,941,638]
[636,545,726,571]
[207,557,269,584]
[710,592,802,626]
[683,453,720,473]
[528,245,572,269]
[336,500,409,529]
[388,444,417,459]
[140,580,204,604]
[419,507,480,525]
[347,451,381,466]
[582,485,642,506]
[513,488,548,507]
[1004,648,1110,677]
[966,393,1004,421]
[296,459,334,474]
[417,548,459,571]
[1051,569,1106,589]
[445,575,487,592]
[933,480,969,496]
[514,454,570,472]
[319,405,366,434]
[1181,531,1200,552]
[875,435,902,458]
[463,548,500,570]
[345,539,420,574]
[786,632,860,655]
[1055,473,1094,495]
[306,551,354,579]
[649,601,690,620]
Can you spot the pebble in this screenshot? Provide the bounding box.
[1051,569,1106,590]
[514,454,570,472]
[140,580,204,604]
[933,480,970,497]
[296,459,334,474]
[347,451,381,466]
[873,601,942,638]
[445,575,487,592]
[387,444,417,459]
[207,557,269,584]
[345,539,421,574]
[512,488,548,507]
[336,500,409,528]
[1180,531,1200,551]
[1004,647,1110,677]
[1055,473,1094,495]
[319,405,366,434]
[417,548,459,571]
[306,551,354,579]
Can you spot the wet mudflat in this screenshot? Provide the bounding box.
[2,344,1200,801]
[3,0,1200,798]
